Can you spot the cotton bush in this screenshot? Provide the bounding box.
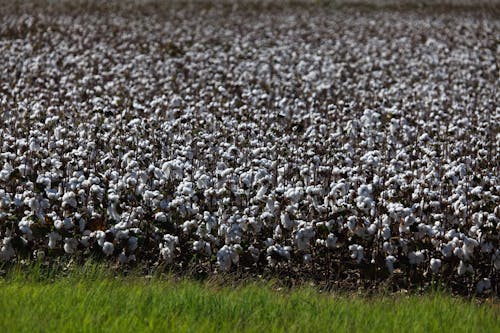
[0,0,498,294]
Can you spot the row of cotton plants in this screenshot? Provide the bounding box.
[0,1,498,294]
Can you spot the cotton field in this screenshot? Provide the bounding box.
[0,1,498,295]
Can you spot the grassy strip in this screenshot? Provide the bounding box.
[0,265,498,333]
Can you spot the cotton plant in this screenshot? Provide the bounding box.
[0,2,497,294]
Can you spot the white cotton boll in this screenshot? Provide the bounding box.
[349,244,364,263]
[367,223,377,235]
[54,219,64,230]
[383,241,394,255]
[48,232,62,249]
[441,243,454,258]
[248,245,260,261]
[326,233,337,249]
[159,246,173,262]
[470,186,482,196]
[430,258,442,273]
[280,212,294,230]
[155,212,167,223]
[192,240,203,252]
[107,203,121,221]
[347,216,357,232]
[273,225,283,239]
[217,245,233,271]
[102,242,114,256]
[128,236,138,252]
[399,224,410,234]
[457,260,472,276]
[453,247,464,259]
[462,237,478,260]
[385,255,396,274]
[0,237,15,261]
[94,231,106,247]
[382,226,391,240]
[408,250,425,265]
[80,236,90,247]
[63,217,74,230]
[0,162,13,181]
[316,239,325,246]
[63,238,78,254]
[159,234,178,263]
[118,251,128,264]
[62,191,77,208]
[18,217,33,238]
[476,278,491,293]
[230,246,240,264]
[294,226,315,251]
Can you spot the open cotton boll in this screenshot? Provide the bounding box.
[63,238,78,254]
[385,255,396,274]
[457,260,473,276]
[102,242,114,256]
[159,234,179,263]
[430,258,442,273]
[349,244,364,263]
[476,278,491,293]
[62,191,77,208]
[280,212,294,230]
[118,251,128,264]
[408,250,425,265]
[326,233,337,249]
[48,232,62,249]
[294,225,315,251]
[0,237,15,261]
[128,236,138,252]
[217,245,233,271]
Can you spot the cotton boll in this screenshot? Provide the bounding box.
[48,232,62,249]
[457,260,472,276]
[155,212,167,223]
[80,236,90,247]
[476,278,491,293]
[367,223,377,235]
[102,242,114,256]
[63,238,78,254]
[408,250,425,265]
[93,231,106,247]
[159,234,178,263]
[280,212,294,230]
[217,245,233,271]
[0,237,15,261]
[430,258,442,273]
[193,240,211,256]
[349,244,364,263]
[294,226,315,251]
[385,255,396,274]
[441,243,454,258]
[326,233,337,249]
[453,247,464,259]
[18,217,33,239]
[118,251,128,264]
[62,191,77,208]
[128,236,138,252]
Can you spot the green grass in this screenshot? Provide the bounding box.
[0,264,498,333]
